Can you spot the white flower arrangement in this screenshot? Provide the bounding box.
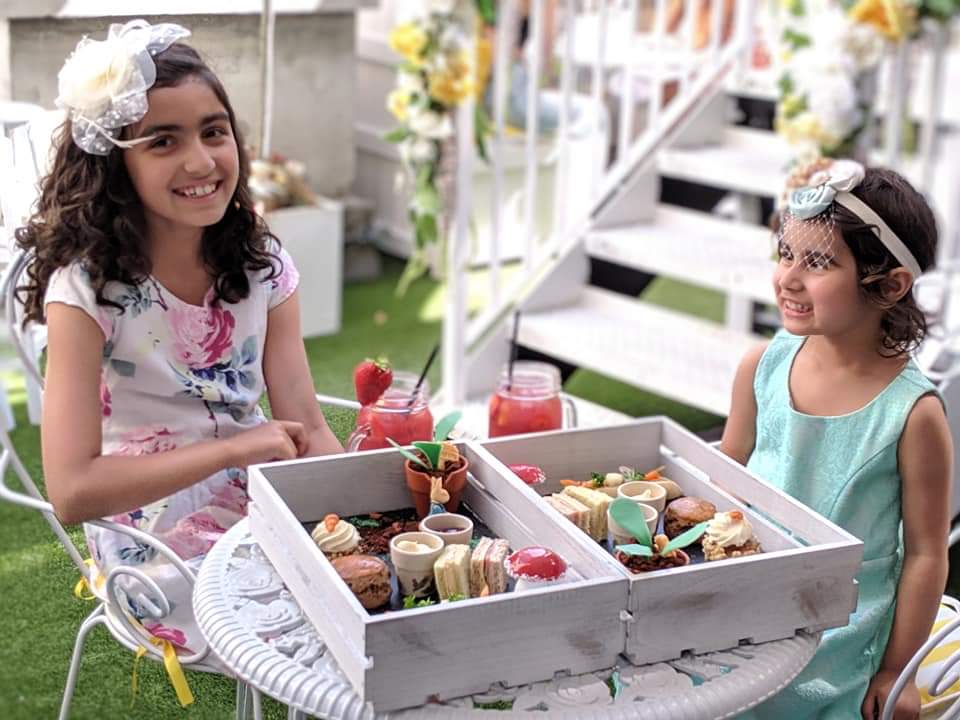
[775,0,911,158]
[384,0,494,294]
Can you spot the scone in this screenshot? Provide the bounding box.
[663,497,716,539]
[701,511,762,561]
[331,555,391,610]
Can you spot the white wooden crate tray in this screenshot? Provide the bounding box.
[247,442,629,712]
[479,417,864,665]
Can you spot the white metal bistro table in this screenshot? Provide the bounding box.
[195,519,820,720]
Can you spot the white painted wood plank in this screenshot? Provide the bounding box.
[479,420,863,664]
[658,126,793,197]
[518,287,764,416]
[586,204,776,304]
[248,443,627,712]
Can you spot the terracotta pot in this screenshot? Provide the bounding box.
[404,457,469,518]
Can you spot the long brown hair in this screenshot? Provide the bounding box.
[15,42,279,326]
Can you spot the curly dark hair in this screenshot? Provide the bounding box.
[833,167,938,357]
[15,42,279,326]
[775,165,938,357]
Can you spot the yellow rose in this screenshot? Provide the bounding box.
[387,89,411,122]
[429,70,474,106]
[849,0,916,41]
[389,23,428,66]
[56,38,135,116]
[474,37,493,99]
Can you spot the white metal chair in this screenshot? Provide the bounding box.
[0,249,264,720]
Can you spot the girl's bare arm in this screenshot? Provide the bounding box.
[42,303,304,524]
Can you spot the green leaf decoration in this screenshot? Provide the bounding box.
[402,595,436,609]
[386,437,431,471]
[383,127,411,144]
[433,410,462,442]
[590,472,605,488]
[446,592,467,602]
[661,521,710,556]
[412,441,442,469]
[609,498,653,548]
[615,543,654,557]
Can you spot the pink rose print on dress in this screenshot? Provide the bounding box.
[117,427,178,456]
[169,304,236,368]
[100,381,112,417]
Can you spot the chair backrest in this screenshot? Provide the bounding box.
[0,248,213,663]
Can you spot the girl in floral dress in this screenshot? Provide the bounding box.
[15,21,343,653]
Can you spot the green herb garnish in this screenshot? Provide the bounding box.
[590,472,605,488]
[347,517,380,529]
[474,699,515,710]
[402,595,436,609]
[445,592,467,602]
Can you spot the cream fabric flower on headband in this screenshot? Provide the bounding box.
[57,39,136,118]
[55,20,191,155]
[788,159,865,219]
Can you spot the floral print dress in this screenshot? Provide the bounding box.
[45,245,299,652]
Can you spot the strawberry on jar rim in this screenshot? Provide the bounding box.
[353,357,393,406]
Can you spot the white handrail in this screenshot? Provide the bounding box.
[920,20,948,193]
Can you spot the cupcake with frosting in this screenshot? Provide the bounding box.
[701,511,762,561]
[311,513,360,559]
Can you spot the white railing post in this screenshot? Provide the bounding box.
[617,0,639,159]
[523,0,545,270]
[552,0,577,241]
[649,0,667,129]
[491,0,517,307]
[884,40,910,169]
[443,99,476,408]
[735,0,758,84]
[920,20,947,194]
[591,0,609,198]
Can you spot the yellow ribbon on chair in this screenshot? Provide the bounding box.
[130,637,195,708]
[73,558,105,601]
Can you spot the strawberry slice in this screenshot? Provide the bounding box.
[353,357,393,406]
[508,464,546,486]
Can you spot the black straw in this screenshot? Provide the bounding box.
[410,342,440,406]
[507,311,521,390]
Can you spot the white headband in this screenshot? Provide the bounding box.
[786,159,922,278]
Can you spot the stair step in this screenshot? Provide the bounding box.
[586,204,776,304]
[659,126,791,198]
[519,287,764,417]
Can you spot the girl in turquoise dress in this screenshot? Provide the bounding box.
[722,160,952,720]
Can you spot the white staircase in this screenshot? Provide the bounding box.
[356,3,960,430]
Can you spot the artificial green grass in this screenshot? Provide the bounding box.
[0,258,741,717]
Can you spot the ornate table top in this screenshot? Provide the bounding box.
[194,519,818,720]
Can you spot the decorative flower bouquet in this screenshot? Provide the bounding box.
[775,0,915,159]
[385,0,495,295]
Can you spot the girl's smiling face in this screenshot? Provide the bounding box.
[773,215,879,337]
[122,77,239,241]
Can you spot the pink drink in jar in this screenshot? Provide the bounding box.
[347,372,434,451]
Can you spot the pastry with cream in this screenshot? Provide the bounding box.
[701,510,762,561]
[434,544,471,600]
[311,513,360,558]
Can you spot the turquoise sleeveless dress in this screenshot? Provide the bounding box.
[738,330,937,720]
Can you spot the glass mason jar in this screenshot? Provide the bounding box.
[487,361,577,438]
[347,372,435,451]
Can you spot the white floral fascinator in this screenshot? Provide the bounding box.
[55,19,191,155]
[782,158,922,278]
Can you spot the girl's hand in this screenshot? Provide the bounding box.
[227,420,308,467]
[861,668,919,720]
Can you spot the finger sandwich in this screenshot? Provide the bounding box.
[561,486,612,541]
[544,494,589,535]
[469,537,510,596]
[434,544,471,600]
